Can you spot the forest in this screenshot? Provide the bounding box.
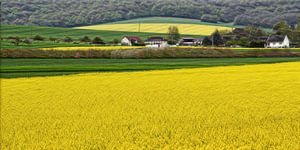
[2,0,300,28]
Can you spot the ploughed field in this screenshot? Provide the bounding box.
[1,62,300,149]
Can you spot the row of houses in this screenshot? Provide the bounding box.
[121,34,291,48]
[121,36,205,48]
[121,36,168,48]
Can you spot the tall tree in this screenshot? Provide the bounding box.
[167,26,180,45]
[297,17,300,31]
[80,36,91,43]
[211,30,224,46]
[202,36,212,46]
[296,17,300,45]
[273,21,293,37]
[273,21,289,31]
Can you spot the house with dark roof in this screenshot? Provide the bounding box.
[145,37,169,48]
[178,37,204,46]
[265,35,290,48]
[121,36,142,46]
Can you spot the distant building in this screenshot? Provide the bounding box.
[178,37,204,46]
[265,35,290,48]
[121,36,142,46]
[145,37,169,48]
[179,37,195,46]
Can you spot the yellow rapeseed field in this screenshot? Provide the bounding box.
[75,23,233,36]
[41,46,300,51]
[41,46,144,51]
[1,62,300,149]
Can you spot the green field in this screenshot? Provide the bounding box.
[1,25,176,40]
[0,17,243,49]
[1,25,201,49]
[1,57,300,78]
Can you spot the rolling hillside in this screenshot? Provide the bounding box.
[2,0,299,28]
[1,25,169,41]
[1,17,239,49]
[75,17,234,36]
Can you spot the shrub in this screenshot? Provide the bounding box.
[92,37,105,44]
[49,37,58,42]
[80,36,91,43]
[63,36,73,43]
[23,39,32,45]
[11,37,21,46]
[33,35,45,41]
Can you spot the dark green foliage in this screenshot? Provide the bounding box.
[273,21,290,31]
[238,37,250,47]
[250,40,265,48]
[63,37,73,43]
[80,36,91,43]
[211,30,224,46]
[225,40,238,47]
[272,20,300,45]
[33,35,45,41]
[49,37,58,42]
[2,0,299,28]
[202,37,212,46]
[11,37,21,46]
[92,37,105,44]
[112,39,120,44]
[245,26,267,39]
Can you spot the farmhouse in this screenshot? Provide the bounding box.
[265,35,290,48]
[121,36,142,46]
[178,37,204,46]
[145,37,169,48]
[179,37,195,46]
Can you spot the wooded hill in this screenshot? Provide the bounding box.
[2,0,299,28]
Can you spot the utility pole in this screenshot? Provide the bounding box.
[212,34,214,47]
[138,21,141,33]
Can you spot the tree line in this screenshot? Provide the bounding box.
[5,18,300,48]
[2,0,299,28]
[201,18,300,48]
[5,35,114,46]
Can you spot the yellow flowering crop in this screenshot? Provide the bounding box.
[41,46,144,51]
[1,62,300,149]
[75,23,233,36]
[41,46,300,51]
[176,46,300,51]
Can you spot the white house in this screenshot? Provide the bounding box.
[145,37,169,48]
[121,36,142,46]
[265,35,290,48]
